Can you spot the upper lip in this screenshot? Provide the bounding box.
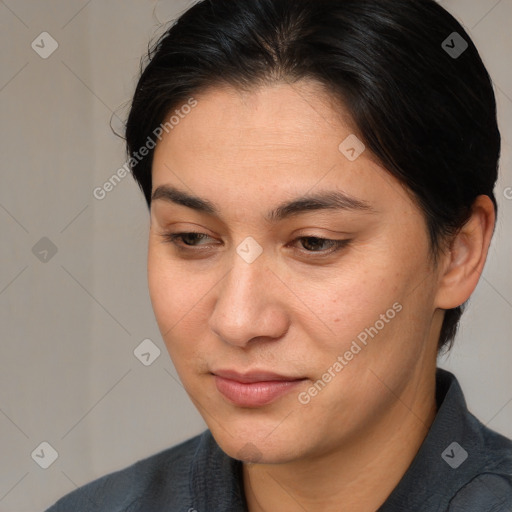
[212,369,305,383]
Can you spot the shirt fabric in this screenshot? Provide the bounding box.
[45,368,512,511]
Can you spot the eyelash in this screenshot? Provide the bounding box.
[159,231,351,256]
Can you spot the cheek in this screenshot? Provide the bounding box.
[305,244,429,368]
[148,249,175,330]
[313,257,398,330]
[147,246,215,367]
[148,248,194,340]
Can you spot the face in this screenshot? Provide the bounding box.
[148,81,442,464]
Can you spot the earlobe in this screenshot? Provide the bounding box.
[434,195,496,310]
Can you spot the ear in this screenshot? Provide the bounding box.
[434,195,496,310]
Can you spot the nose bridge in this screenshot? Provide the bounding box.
[223,234,268,304]
[208,243,287,346]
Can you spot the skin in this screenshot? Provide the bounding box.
[147,80,495,511]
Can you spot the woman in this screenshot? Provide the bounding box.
[46,0,512,510]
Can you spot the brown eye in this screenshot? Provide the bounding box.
[291,236,351,255]
[160,232,214,248]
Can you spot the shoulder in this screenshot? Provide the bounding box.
[380,369,512,511]
[45,431,206,512]
[448,413,512,511]
[448,473,512,511]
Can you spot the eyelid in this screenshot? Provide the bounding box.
[158,230,351,256]
[159,231,215,244]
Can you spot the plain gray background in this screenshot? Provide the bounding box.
[0,1,511,510]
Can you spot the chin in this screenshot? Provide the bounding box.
[208,420,307,464]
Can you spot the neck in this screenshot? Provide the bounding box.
[243,368,438,512]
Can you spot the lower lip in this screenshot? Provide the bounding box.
[214,376,306,407]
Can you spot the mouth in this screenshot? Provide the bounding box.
[211,369,308,407]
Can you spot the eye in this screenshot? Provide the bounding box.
[159,231,351,256]
[291,236,350,254]
[160,232,214,248]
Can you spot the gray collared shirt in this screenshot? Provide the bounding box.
[46,368,512,511]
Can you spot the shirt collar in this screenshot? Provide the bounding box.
[378,368,489,510]
[189,427,247,510]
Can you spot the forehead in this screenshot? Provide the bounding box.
[157,81,355,151]
[151,81,410,215]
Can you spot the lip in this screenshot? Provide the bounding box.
[212,369,307,407]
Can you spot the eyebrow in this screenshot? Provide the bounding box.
[151,184,376,223]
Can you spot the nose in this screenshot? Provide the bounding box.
[208,249,289,348]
